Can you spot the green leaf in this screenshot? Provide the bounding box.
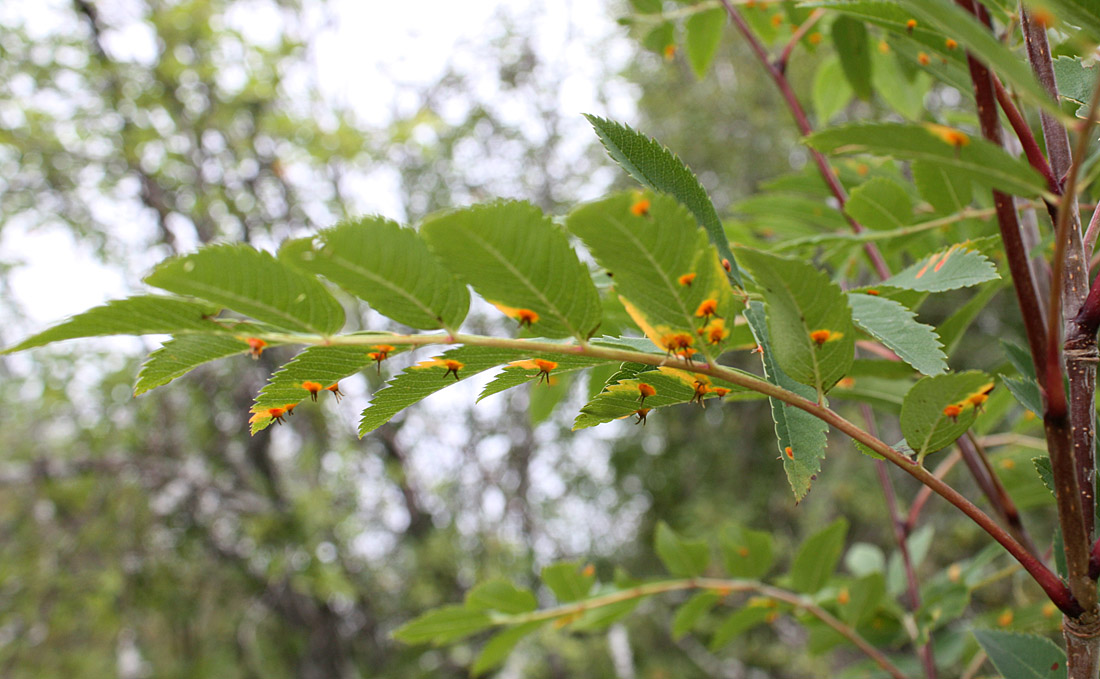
[807,123,1049,198]
[472,622,544,676]
[1034,456,1055,498]
[421,201,601,339]
[912,161,973,214]
[642,21,674,54]
[848,292,947,376]
[1032,1,1100,45]
[570,592,641,631]
[1003,374,1042,416]
[358,345,534,437]
[791,518,848,594]
[812,57,854,123]
[465,580,538,615]
[392,605,493,645]
[900,371,993,459]
[709,605,772,651]
[583,115,743,285]
[572,362,753,430]
[672,592,721,640]
[134,334,250,395]
[883,243,999,292]
[655,522,710,577]
[937,282,1002,353]
[1054,56,1100,118]
[872,48,931,120]
[890,0,1062,119]
[685,8,725,79]
[250,345,388,433]
[838,573,886,627]
[4,296,222,353]
[478,353,612,402]
[281,217,469,330]
[737,248,854,396]
[719,524,775,579]
[145,244,345,335]
[844,177,913,231]
[744,302,829,501]
[972,629,1067,679]
[832,16,873,100]
[541,562,595,603]
[569,193,741,361]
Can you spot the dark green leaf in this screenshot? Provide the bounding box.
[737,249,854,396]
[5,296,222,353]
[744,302,829,501]
[1034,456,1055,499]
[709,606,772,651]
[972,629,1067,679]
[838,573,886,627]
[912,161,972,214]
[282,217,469,330]
[583,115,743,285]
[791,517,848,594]
[900,371,993,459]
[807,123,1049,197]
[844,177,913,230]
[421,201,601,339]
[832,16,873,100]
[134,334,249,395]
[655,522,710,577]
[936,282,1002,353]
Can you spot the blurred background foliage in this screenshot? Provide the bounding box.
[0,0,1057,677]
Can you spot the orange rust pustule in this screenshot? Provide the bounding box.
[246,337,267,359]
[443,359,464,381]
[326,383,343,402]
[301,381,323,401]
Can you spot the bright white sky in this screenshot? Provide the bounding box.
[5,0,634,332]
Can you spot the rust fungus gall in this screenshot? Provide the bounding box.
[533,358,557,385]
[301,381,323,401]
[443,359,464,381]
[630,198,651,217]
[246,337,267,359]
[326,383,343,402]
[678,272,697,287]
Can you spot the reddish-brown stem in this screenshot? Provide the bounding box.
[906,449,963,531]
[863,405,936,679]
[718,0,891,281]
[992,76,1059,194]
[959,433,1039,557]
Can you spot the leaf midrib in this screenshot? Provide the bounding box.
[323,251,444,328]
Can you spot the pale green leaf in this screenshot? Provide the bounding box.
[672,592,720,640]
[472,622,544,676]
[791,517,848,593]
[807,123,1049,198]
[900,371,993,459]
[358,345,532,437]
[709,606,771,651]
[973,629,1067,679]
[250,344,391,433]
[569,193,740,361]
[145,244,345,335]
[848,292,947,376]
[744,302,828,501]
[839,573,886,627]
[5,296,222,353]
[465,580,537,615]
[541,562,595,603]
[134,334,250,395]
[392,605,492,645]
[583,115,743,285]
[421,200,601,339]
[813,57,854,123]
[912,160,973,214]
[655,522,710,577]
[883,243,999,292]
[845,177,913,231]
[737,248,854,395]
[719,523,775,579]
[281,217,469,330]
[685,8,725,80]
